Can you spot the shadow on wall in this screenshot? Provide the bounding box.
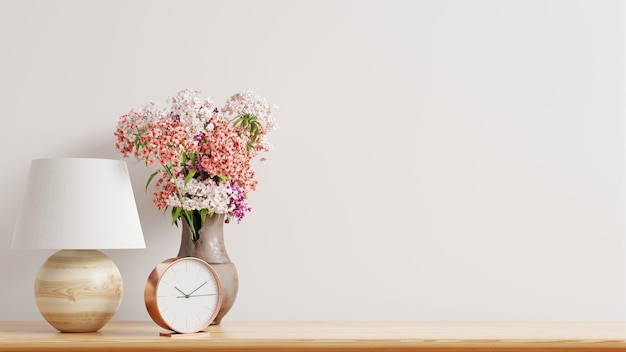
[63,135,121,160]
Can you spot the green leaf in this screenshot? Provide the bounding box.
[184,168,196,186]
[252,125,259,141]
[145,171,158,192]
[163,165,174,177]
[200,209,208,227]
[171,207,182,225]
[182,211,197,240]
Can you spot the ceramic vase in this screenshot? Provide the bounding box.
[177,214,238,325]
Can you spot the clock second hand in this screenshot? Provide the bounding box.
[176,293,217,298]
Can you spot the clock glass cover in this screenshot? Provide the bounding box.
[155,258,221,333]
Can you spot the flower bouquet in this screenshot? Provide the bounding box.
[114,89,277,241]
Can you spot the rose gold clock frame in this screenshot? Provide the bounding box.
[144,257,223,333]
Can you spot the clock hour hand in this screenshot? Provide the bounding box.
[174,286,190,298]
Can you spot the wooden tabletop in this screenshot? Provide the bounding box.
[1,321,626,351]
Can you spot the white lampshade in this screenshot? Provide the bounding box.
[12,158,145,249]
[11,158,145,333]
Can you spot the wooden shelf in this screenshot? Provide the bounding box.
[1,321,626,351]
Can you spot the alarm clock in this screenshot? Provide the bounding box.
[145,257,222,334]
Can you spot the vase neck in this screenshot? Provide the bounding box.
[177,214,231,264]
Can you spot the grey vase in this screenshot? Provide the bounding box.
[177,214,238,325]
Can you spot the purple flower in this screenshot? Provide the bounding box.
[228,182,251,223]
[194,132,205,141]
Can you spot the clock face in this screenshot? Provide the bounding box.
[151,258,222,333]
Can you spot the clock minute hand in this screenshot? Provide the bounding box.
[188,281,208,296]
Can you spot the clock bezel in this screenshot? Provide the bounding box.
[145,257,223,334]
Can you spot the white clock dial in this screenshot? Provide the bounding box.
[155,258,221,333]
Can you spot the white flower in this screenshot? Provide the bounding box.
[222,90,277,133]
[166,176,234,214]
[139,101,165,127]
[167,89,214,139]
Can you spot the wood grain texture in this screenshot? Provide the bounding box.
[1,321,626,351]
[34,250,122,333]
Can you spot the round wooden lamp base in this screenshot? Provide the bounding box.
[34,250,123,333]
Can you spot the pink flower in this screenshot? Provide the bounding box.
[113,89,277,239]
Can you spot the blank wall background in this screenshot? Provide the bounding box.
[0,0,623,321]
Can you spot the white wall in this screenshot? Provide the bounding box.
[0,0,622,322]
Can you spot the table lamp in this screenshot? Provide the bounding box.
[11,158,145,333]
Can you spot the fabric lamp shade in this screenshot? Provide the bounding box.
[11,158,145,249]
[11,158,145,333]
